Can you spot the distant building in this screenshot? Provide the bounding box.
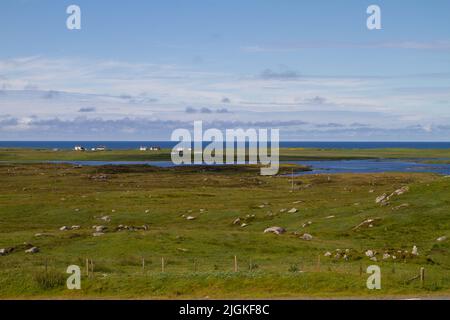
[74,145,85,151]
[140,146,160,151]
[91,146,107,151]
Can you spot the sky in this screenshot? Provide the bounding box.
[1,0,450,141]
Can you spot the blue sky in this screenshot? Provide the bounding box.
[1,0,450,140]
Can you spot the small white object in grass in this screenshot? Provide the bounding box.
[412,245,419,256]
[264,226,286,235]
[365,250,375,258]
[437,236,447,242]
[186,216,196,220]
[301,233,313,241]
[324,251,332,257]
[325,215,335,219]
[92,232,104,237]
[25,247,39,254]
[288,208,298,213]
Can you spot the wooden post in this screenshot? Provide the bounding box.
[86,258,89,277]
[161,257,165,273]
[234,256,238,272]
[420,267,425,287]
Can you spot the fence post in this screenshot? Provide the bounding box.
[161,257,165,273]
[234,256,238,272]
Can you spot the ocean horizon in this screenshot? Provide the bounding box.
[0,141,450,149]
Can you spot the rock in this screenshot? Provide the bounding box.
[71,225,80,230]
[301,233,313,241]
[412,245,419,256]
[232,218,241,225]
[186,216,196,220]
[264,226,286,235]
[279,208,287,213]
[241,223,248,227]
[392,186,409,196]
[325,215,335,219]
[324,251,332,257]
[369,189,375,193]
[437,236,447,242]
[0,248,6,256]
[100,216,111,222]
[145,209,150,213]
[382,253,391,260]
[365,250,375,258]
[92,232,104,237]
[375,193,389,205]
[301,221,312,228]
[288,208,298,213]
[25,247,39,254]
[370,256,377,262]
[94,225,107,232]
[59,226,70,231]
[258,204,265,208]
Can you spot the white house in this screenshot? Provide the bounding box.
[74,145,85,151]
[139,146,148,151]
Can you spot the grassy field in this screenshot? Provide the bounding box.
[1,147,450,162]
[0,149,449,299]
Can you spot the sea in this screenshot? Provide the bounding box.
[1,141,450,149]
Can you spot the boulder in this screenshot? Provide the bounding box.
[232,217,241,225]
[59,226,70,231]
[288,208,298,213]
[437,236,447,242]
[25,247,39,254]
[186,216,196,220]
[365,250,375,258]
[264,226,286,235]
[301,233,313,241]
[94,225,107,232]
[324,251,332,257]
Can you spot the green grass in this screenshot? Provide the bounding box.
[0,152,449,298]
[1,147,450,162]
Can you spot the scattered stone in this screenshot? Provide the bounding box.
[25,247,39,254]
[241,223,248,228]
[301,221,312,228]
[301,233,313,241]
[365,250,375,258]
[369,189,375,193]
[437,236,447,242]
[325,215,335,219]
[288,208,298,213]
[264,226,286,235]
[59,226,71,231]
[186,216,196,220]
[292,200,303,204]
[71,225,80,230]
[324,251,332,257]
[375,193,389,205]
[411,245,419,256]
[279,208,287,213]
[370,256,377,262]
[100,216,111,222]
[92,232,104,237]
[145,209,150,213]
[232,217,241,225]
[93,225,107,232]
[383,253,391,260]
[392,186,409,196]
